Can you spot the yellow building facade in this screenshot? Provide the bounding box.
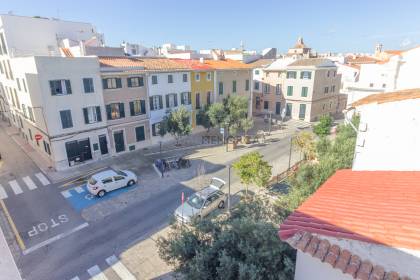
[190,70,214,128]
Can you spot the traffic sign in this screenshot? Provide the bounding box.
[220,128,224,134]
[34,134,42,141]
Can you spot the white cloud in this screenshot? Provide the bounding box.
[400,37,412,47]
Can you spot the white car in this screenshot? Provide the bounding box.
[87,169,137,197]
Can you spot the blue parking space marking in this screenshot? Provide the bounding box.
[61,184,137,212]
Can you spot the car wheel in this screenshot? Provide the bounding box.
[218,200,225,209]
[127,180,135,187]
[97,190,106,197]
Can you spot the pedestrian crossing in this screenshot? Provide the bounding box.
[0,172,51,200]
[70,255,136,280]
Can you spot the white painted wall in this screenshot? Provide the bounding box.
[353,98,420,171]
[395,47,420,90]
[0,14,98,57]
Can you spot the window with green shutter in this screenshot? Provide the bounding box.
[218,82,223,95]
[301,87,308,97]
[287,86,293,96]
[232,80,237,93]
[135,126,145,142]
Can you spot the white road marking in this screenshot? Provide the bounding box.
[9,180,23,195]
[0,184,7,199]
[87,265,108,280]
[23,222,89,255]
[35,172,50,186]
[23,176,37,190]
[152,164,162,178]
[70,277,80,280]
[75,186,84,193]
[106,255,136,280]
[61,190,71,198]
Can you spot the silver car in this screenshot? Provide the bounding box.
[175,177,227,223]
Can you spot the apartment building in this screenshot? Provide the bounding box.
[246,59,274,116]
[99,57,151,155]
[283,58,342,122]
[174,59,214,127]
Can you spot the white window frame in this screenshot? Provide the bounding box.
[151,95,161,110]
[86,106,99,124]
[195,73,200,81]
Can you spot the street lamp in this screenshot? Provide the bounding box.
[228,164,231,214]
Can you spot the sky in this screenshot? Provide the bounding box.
[1,0,420,54]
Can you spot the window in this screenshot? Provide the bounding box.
[255,96,260,109]
[263,84,269,94]
[60,110,73,129]
[83,106,102,124]
[28,128,32,140]
[323,104,326,110]
[299,104,306,120]
[106,103,125,120]
[195,93,201,109]
[300,71,312,79]
[207,72,211,81]
[255,70,260,75]
[80,78,94,93]
[232,80,237,93]
[264,101,269,110]
[327,71,330,77]
[166,93,178,108]
[183,73,188,82]
[254,81,260,90]
[151,75,158,84]
[50,80,72,95]
[102,178,113,184]
[195,73,200,81]
[127,76,144,87]
[22,104,27,118]
[129,100,146,116]
[149,95,163,111]
[287,71,297,79]
[102,78,122,89]
[218,82,224,95]
[333,71,337,77]
[276,84,281,95]
[369,83,374,88]
[181,92,191,105]
[287,86,293,96]
[28,107,34,122]
[168,74,173,83]
[135,126,145,142]
[43,140,51,155]
[324,87,329,94]
[382,83,386,88]
[152,122,165,136]
[245,79,249,91]
[331,85,335,92]
[14,89,20,109]
[23,79,27,92]
[286,103,292,117]
[329,101,333,109]
[0,33,7,55]
[207,91,211,105]
[301,87,308,97]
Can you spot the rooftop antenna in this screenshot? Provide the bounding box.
[240,40,244,51]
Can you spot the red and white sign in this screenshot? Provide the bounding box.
[34,134,42,141]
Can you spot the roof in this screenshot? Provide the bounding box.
[284,231,410,280]
[351,88,420,107]
[265,57,296,71]
[279,169,420,251]
[98,57,189,71]
[287,58,335,68]
[200,59,253,70]
[246,59,275,68]
[92,170,117,180]
[384,50,403,56]
[171,59,214,70]
[346,56,380,65]
[61,48,74,58]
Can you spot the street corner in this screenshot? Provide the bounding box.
[60,183,139,212]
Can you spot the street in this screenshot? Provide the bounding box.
[0,122,301,280]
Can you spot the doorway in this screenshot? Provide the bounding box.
[113,130,125,153]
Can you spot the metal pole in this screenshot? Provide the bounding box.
[288,136,293,171]
[228,164,231,214]
[269,112,272,135]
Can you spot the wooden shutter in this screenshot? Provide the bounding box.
[127,78,132,88]
[50,81,56,95]
[149,97,154,111]
[152,124,156,136]
[106,105,112,120]
[166,95,170,108]
[96,106,102,122]
[174,94,178,107]
[139,77,144,86]
[129,101,135,116]
[181,93,185,105]
[188,92,191,104]
[83,108,89,124]
[159,96,163,109]
[140,100,146,114]
[65,80,72,94]
[119,103,125,118]
[102,79,108,89]
[136,126,145,142]
[116,78,122,88]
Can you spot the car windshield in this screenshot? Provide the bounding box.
[186,194,205,209]
[88,177,97,185]
[210,178,224,189]
[116,170,127,176]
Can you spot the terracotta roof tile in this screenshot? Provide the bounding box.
[61,47,73,58]
[171,59,214,70]
[98,56,190,71]
[279,169,420,251]
[283,231,410,280]
[351,88,420,107]
[200,59,253,70]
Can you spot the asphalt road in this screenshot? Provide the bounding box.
[0,125,299,280]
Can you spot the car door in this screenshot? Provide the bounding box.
[101,177,114,192]
[113,175,126,190]
[202,193,220,216]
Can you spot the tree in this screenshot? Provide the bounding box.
[241,118,254,136]
[161,106,192,144]
[157,197,296,280]
[232,151,272,197]
[292,131,316,161]
[208,102,226,129]
[313,115,333,137]
[196,106,213,132]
